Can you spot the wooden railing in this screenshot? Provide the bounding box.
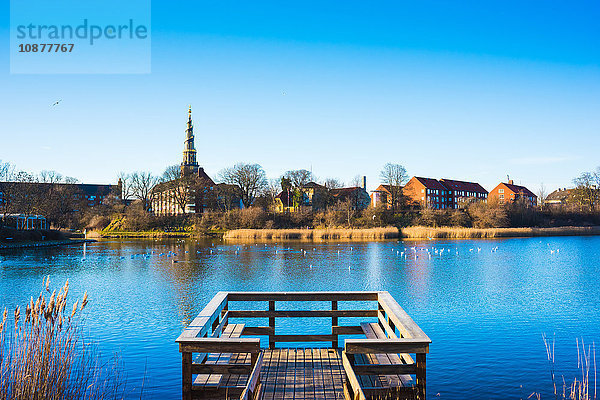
[176,291,430,400]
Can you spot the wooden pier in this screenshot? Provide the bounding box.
[176,292,430,400]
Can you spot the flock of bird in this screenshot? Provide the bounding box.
[1,239,562,265]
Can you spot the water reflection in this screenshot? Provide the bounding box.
[0,236,599,399]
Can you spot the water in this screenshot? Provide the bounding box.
[1,236,599,399]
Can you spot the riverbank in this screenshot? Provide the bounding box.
[222,226,600,241]
[401,225,600,239]
[0,238,96,250]
[223,227,399,241]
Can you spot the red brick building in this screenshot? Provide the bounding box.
[488,180,537,207]
[403,177,451,209]
[439,179,488,209]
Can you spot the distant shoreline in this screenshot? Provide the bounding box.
[0,238,96,250]
[223,226,600,241]
[84,225,600,241]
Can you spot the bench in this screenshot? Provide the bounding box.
[192,323,253,398]
[344,322,417,399]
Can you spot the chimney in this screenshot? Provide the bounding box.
[508,179,514,185]
[363,176,367,191]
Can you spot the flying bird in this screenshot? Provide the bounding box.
[51,100,62,106]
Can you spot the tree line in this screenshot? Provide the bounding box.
[2,158,600,231]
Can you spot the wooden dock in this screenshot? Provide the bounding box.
[176,291,430,400]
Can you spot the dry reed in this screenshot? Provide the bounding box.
[540,334,597,400]
[0,276,123,400]
[400,226,600,239]
[223,227,400,241]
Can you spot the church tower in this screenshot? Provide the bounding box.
[181,106,199,176]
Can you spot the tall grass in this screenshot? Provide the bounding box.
[223,227,400,241]
[400,226,600,239]
[540,334,597,400]
[0,277,123,400]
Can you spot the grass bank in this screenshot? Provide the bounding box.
[224,227,400,241]
[400,225,600,239]
[94,230,194,239]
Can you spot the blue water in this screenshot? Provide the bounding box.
[1,236,599,399]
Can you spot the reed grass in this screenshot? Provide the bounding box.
[223,227,400,241]
[0,277,123,400]
[400,226,600,239]
[539,334,597,400]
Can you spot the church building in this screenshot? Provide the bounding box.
[151,107,215,215]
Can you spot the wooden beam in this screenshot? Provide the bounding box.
[416,353,426,400]
[241,326,274,336]
[268,301,275,349]
[227,291,380,302]
[352,364,417,375]
[182,352,192,400]
[178,337,260,353]
[345,339,430,355]
[271,334,336,342]
[332,300,338,348]
[176,292,228,343]
[239,351,264,400]
[377,292,430,341]
[228,310,378,318]
[332,325,364,335]
[210,311,229,338]
[341,351,367,400]
[191,364,253,374]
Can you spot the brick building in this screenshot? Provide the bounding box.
[488,180,537,207]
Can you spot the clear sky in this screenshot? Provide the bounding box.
[1,0,599,193]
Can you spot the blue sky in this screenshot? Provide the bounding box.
[1,0,599,193]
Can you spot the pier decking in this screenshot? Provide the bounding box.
[176,292,430,400]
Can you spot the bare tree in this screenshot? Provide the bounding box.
[572,172,597,211]
[218,163,267,208]
[39,170,63,183]
[264,178,281,209]
[130,171,158,211]
[350,175,363,188]
[379,163,408,212]
[322,178,343,190]
[0,160,15,181]
[117,172,134,200]
[537,183,548,211]
[283,169,312,189]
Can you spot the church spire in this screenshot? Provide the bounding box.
[181,106,199,176]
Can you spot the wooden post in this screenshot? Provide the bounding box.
[182,351,192,400]
[268,300,275,349]
[416,353,426,400]
[331,300,338,348]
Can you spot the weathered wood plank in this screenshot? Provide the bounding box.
[240,351,264,400]
[377,292,430,341]
[191,364,252,374]
[179,337,259,353]
[228,310,378,318]
[352,364,417,375]
[345,339,430,355]
[242,326,275,336]
[226,292,380,302]
[176,292,228,342]
[332,325,364,335]
[340,351,366,400]
[271,334,336,343]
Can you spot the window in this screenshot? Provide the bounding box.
[500,194,504,200]
[421,189,425,193]
[499,189,504,193]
